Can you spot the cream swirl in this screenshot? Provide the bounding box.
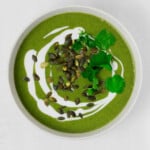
[24,26,124,121]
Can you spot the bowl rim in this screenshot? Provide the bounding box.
[8,5,143,138]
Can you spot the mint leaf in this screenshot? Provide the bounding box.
[95,29,116,50]
[90,51,112,70]
[105,75,125,93]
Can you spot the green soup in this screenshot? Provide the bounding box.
[14,12,135,133]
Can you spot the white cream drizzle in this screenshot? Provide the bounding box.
[113,55,124,77]
[24,26,124,121]
[43,26,69,39]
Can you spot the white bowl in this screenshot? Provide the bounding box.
[9,6,142,137]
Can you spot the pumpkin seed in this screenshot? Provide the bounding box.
[44,98,49,106]
[57,116,65,120]
[87,59,90,63]
[75,54,83,59]
[62,66,67,71]
[75,60,79,66]
[58,76,64,84]
[55,58,64,64]
[78,113,83,118]
[64,38,72,47]
[57,83,64,89]
[66,72,71,80]
[75,98,80,105]
[40,62,49,68]
[53,84,58,90]
[33,73,40,81]
[67,110,76,118]
[24,76,30,82]
[32,55,37,62]
[76,70,80,77]
[53,42,59,50]
[67,59,74,68]
[58,108,64,114]
[79,66,85,72]
[65,34,72,41]
[47,77,53,83]
[62,86,69,91]
[64,34,72,47]
[87,95,96,101]
[91,48,98,54]
[82,47,87,52]
[72,84,79,89]
[71,76,76,82]
[82,92,87,97]
[79,57,86,66]
[66,81,71,87]
[49,97,57,102]
[46,91,52,98]
[87,103,94,107]
[70,111,76,117]
[49,53,57,60]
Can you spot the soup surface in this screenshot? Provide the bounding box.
[14,12,135,133]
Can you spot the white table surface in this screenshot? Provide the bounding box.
[0,0,150,149]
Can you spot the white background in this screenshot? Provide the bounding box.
[0,0,150,150]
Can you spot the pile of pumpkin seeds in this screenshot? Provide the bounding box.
[48,34,104,98]
[23,33,105,121]
[22,29,127,121]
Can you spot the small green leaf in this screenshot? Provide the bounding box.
[86,38,96,48]
[86,78,99,96]
[95,29,116,50]
[105,75,125,93]
[92,77,99,90]
[72,40,82,51]
[101,64,112,70]
[79,32,96,48]
[82,66,99,81]
[90,51,112,70]
[87,88,95,96]
[79,32,89,45]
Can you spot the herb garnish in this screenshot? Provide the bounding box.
[49,29,125,97]
[105,75,125,93]
[72,31,96,51]
[90,51,112,70]
[72,29,116,51]
[95,29,116,50]
[72,29,125,95]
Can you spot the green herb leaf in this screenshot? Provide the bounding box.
[87,88,95,96]
[90,51,112,70]
[105,75,125,93]
[92,77,99,90]
[79,32,96,48]
[82,66,99,81]
[95,29,116,50]
[86,38,96,48]
[72,40,82,51]
[85,77,99,96]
